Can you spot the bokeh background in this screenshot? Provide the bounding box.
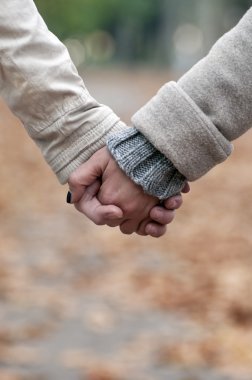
[1,0,252,379]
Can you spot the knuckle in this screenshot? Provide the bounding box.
[169,209,176,220]
[174,196,183,209]
[75,203,106,226]
[165,212,175,224]
[151,208,174,224]
[164,217,173,226]
[106,221,120,228]
[150,226,166,238]
[75,202,87,216]
[136,229,148,236]
[123,202,137,216]
[68,170,79,187]
[99,191,115,206]
[103,210,117,220]
[93,216,105,226]
[120,222,134,235]
[160,210,175,224]
[137,219,149,236]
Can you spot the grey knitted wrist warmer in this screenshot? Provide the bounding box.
[107,127,186,200]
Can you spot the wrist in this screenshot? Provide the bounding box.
[107,127,186,199]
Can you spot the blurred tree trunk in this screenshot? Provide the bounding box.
[154,0,179,65]
[197,0,229,55]
[156,0,231,70]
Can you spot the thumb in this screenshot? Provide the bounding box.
[75,180,124,224]
[67,150,108,204]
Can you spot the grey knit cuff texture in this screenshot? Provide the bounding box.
[107,127,186,200]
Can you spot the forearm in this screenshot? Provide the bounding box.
[107,8,252,198]
[0,0,125,183]
[131,7,252,181]
[107,127,186,199]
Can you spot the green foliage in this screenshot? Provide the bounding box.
[35,0,157,39]
[34,0,252,63]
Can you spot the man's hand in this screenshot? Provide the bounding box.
[68,147,189,237]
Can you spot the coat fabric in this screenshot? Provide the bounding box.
[1,1,251,194]
[131,7,252,181]
[0,0,126,184]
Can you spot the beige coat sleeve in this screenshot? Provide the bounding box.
[132,7,252,181]
[0,0,125,183]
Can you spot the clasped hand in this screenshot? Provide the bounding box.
[68,147,189,237]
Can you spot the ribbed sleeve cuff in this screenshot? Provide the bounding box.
[107,127,186,200]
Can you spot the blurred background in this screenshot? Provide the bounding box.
[1,0,252,379]
[36,0,251,70]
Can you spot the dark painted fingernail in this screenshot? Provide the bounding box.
[66,191,72,204]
